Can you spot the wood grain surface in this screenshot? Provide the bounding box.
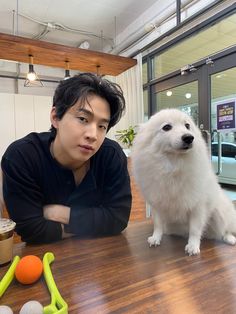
[1,220,236,313]
[0,32,137,76]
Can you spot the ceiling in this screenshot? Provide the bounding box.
[0,1,226,78]
[0,0,159,53]
[0,0,166,76]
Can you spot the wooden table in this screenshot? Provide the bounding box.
[1,220,236,313]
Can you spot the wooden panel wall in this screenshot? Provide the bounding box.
[127,158,146,221]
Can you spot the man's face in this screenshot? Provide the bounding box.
[51,94,110,169]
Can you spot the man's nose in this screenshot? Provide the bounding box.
[85,124,97,141]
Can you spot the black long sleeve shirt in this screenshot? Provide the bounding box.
[1,132,132,243]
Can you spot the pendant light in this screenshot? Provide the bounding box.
[64,60,71,80]
[24,54,43,87]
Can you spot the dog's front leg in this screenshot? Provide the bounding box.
[148,210,163,247]
[185,208,207,255]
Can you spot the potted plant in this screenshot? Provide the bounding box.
[115,125,137,157]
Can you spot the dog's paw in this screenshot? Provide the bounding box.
[223,234,236,245]
[148,235,161,247]
[185,243,200,256]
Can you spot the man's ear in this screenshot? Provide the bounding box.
[50,107,59,129]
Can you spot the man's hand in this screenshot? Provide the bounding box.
[43,204,74,239]
[43,204,70,224]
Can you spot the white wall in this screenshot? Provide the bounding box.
[0,93,52,158]
[106,54,144,142]
[0,93,15,158]
[0,77,57,96]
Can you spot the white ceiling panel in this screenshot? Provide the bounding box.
[0,0,160,52]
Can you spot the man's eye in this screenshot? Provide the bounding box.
[99,125,107,131]
[185,123,190,130]
[162,124,172,131]
[77,117,87,123]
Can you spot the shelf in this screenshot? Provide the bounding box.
[0,32,137,76]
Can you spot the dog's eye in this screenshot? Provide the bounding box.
[185,123,190,130]
[162,124,172,131]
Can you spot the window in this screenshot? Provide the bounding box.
[142,61,148,85]
[153,13,236,78]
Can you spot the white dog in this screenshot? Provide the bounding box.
[132,108,236,255]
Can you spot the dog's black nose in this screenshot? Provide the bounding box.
[182,134,194,144]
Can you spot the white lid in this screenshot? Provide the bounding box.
[0,218,16,233]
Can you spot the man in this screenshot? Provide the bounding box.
[0,170,3,217]
[1,73,132,243]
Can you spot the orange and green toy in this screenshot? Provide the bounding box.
[0,253,68,314]
[15,255,43,285]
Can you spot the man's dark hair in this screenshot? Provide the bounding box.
[50,73,126,135]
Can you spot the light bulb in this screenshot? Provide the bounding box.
[166,90,172,97]
[185,93,192,99]
[27,72,37,81]
[79,41,90,49]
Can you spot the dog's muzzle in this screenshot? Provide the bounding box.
[181,134,194,149]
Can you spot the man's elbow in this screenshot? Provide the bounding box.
[112,218,129,235]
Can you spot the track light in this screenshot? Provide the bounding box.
[79,41,90,49]
[166,90,172,97]
[64,61,70,80]
[24,55,43,87]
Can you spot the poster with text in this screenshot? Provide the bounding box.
[216,100,236,132]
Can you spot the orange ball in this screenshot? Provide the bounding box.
[15,255,43,285]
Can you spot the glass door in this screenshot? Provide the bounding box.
[152,50,236,189]
[155,81,199,125]
[210,61,236,186]
[152,62,201,128]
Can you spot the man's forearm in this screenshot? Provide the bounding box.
[43,204,71,224]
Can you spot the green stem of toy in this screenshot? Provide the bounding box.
[0,256,20,298]
[43,252,68,314]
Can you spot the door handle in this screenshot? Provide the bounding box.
[212,130,222,175]
[201,129,210,143]
[200,129,211,153]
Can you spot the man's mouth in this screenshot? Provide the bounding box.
[79,145,94,151]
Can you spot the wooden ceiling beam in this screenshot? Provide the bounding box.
[0,32,137,76]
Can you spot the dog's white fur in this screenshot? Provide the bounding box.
[132,108,236,255]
